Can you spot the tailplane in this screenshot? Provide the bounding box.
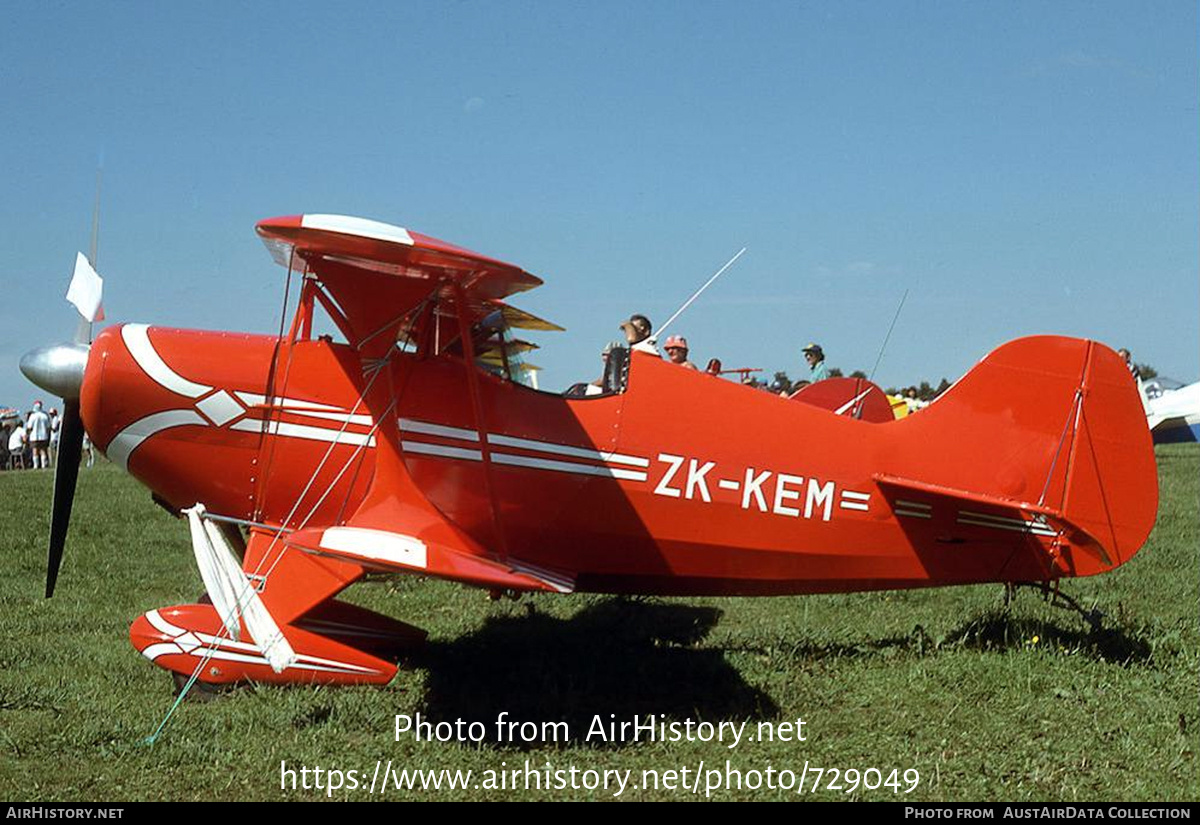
[888,336,1157,577]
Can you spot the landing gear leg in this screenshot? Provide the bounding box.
[1006,581,1104,632]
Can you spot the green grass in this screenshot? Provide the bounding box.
[0,447,1196,801]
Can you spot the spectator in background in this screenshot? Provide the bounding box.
[663,335,698,370]
[27,402,51,469]
[8,419,27,469]
[904,387,928,413]
[802,343,830,382]
[1117,348,1140,381]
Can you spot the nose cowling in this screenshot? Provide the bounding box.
[19,343,89,400]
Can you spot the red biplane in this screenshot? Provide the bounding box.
[21,214,1158,687]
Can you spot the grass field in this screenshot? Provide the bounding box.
[1,446,1196,801]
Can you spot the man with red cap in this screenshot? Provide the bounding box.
[664,335,698,370]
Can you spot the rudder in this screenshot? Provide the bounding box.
[899,336,1157,577]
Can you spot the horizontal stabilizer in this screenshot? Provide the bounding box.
[874,473,1061,519]
[874,472,1111,566]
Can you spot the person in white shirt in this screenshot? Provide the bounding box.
[7,421,27,469]
[27,401,51,469]
[904,387,928,413]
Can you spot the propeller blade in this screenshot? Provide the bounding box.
[46,400,84,598]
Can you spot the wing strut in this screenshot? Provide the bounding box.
[452,282,510,562]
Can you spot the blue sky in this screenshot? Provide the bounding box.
[2,1,1196,409]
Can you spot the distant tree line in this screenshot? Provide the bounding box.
[763,361,1158,399]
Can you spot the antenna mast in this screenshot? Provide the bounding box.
[867,288,908,384]
[654,247,747,341]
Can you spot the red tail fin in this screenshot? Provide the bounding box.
[893,336,1157,576]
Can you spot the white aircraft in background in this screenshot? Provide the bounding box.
[1141,377,1200,444]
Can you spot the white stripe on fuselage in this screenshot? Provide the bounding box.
[107,410,209,471]
[122,324,212,398]
[230,419,376,447]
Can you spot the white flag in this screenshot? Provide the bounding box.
[66,252,105,322]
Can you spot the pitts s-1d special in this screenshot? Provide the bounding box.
[21,214,1158,687]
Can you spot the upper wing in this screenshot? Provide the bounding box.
[256,214,554,348]
[257,214,541,299]
[254,213,569,589]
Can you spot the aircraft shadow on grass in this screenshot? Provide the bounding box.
[727,609,1152,667]
[942,609,1152,664]
[412,598,779,750]
[407,598,1153,749]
